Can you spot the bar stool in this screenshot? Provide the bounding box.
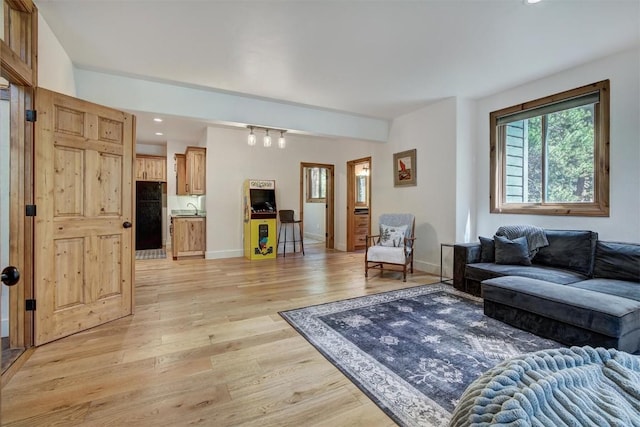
[277,210,304,257]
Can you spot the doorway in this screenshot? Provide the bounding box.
[346,157,371,251]
[299,163,335,249]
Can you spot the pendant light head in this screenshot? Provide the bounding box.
[247,126,257,146]
[278,130,286,149]
[263,129,272,147]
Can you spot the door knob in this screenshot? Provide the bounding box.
[123,221,132,228]
[1,266,20,286]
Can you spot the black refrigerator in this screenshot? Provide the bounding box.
[136,181,163,250]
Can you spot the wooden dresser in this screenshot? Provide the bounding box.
[353,213,370,250]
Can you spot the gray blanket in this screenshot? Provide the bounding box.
[496,225,549,256]
[450,346,640,427]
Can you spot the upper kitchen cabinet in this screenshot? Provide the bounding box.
[175,147,206,195]
[136,155,167,182]
[175,153,187,195]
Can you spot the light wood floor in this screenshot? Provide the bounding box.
[1,247,439,426]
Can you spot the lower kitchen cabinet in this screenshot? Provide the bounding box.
[171,216,206,259]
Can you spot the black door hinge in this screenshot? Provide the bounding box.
[26,110,37,122]
[325,232,328,237]
[26,204,36,217]
[26,299,36,311]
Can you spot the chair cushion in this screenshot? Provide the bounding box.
[367,246,406,264]
[379,224,407,247]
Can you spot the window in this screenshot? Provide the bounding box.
[306,167,327,203]
[490,80,609,216]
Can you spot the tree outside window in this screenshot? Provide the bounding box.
[306,167,327,203]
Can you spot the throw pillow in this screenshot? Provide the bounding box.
[479,236,495,263]
[494,235,532,265]
[379,224,408,247]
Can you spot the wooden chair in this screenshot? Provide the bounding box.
[365,213,416,282]
[278,210,304,257]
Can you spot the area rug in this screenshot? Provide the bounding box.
[279,284,560,426]
[135,248,166,260]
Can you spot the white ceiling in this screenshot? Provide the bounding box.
[35,0,640,144]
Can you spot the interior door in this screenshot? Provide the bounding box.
[34,88,135,345]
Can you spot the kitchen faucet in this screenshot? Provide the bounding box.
[186,202,198,215]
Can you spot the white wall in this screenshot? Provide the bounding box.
[136,143,166,157]
[37,13,76,96]
[201,126,375,258]
[455,98,476,245]
[375,98,458,275]
[474,47,640,242]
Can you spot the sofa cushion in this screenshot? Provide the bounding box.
[593,241,640,282]
[494,235,531,265]
[532,230,597,276]
[466,263,587,285]
[478,236,495,262]
[570,279,640,302]
[482,276,640,340]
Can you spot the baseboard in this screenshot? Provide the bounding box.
[414,260,439,276]
[304,232,325,241]
[205,249,244,259]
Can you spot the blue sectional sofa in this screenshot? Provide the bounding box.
[453,230,640,353]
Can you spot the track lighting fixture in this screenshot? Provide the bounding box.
[246,126,287,148]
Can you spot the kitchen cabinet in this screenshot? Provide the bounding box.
[186,147,206,195]
[171,216,206,259]
[136,155,166,182]
[175,153,187,195]
[175,147,206,195]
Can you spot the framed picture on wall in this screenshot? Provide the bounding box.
[393,149,417,187]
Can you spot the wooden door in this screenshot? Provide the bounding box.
[34,88,135,345]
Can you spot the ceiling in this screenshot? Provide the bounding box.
[35,0,640,144]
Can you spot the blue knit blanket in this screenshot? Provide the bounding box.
[450,346,640,427]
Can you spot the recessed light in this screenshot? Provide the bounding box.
[155,132,164,136]
[526,0,541,3]
[153,117,163,122]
